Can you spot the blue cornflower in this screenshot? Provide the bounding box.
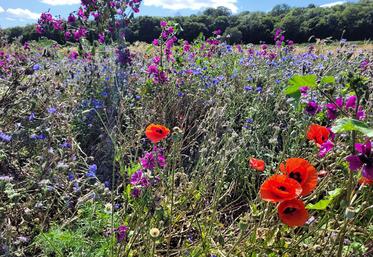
[47,107,57,114]
[33,64,40,71]
[86,164,97,177]
[60,141,72,149]
[244,86,252,91]
[30,134,46,140]
[67,172,75,181]
[28,112,36,121]
[0,132,12,142]
[73,182,80,192]
[92,99,103,109]
[256,87,263,93]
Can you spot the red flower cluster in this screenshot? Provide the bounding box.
[259,158,318,227]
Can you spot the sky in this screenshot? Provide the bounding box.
[0,0,357,28]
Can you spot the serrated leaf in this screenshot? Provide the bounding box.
[331,118,373,137]
[306,188,342,210]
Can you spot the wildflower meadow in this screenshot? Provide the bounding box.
[0,0,372,256]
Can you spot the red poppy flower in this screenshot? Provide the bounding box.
[145,124,170,143]
[280,158,318,196]
[260,175,302,203]
[307,124,330,145]
[278,199,309,227]
[249,158,265,172]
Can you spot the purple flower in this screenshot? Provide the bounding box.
[140,148,166,170]
[140,177,150,187]
[131,187,141,198]
[160,21,167,28]
[346,140,373,179]
[140,152,156,170]
[305,101,320,116]
[360,59,369,71]
[98,33,105,44]
[67,13,76,24]
[130,170,143,185]
[345,95,356,110]
[356,107,366,120]
[0,131,12,142]
[116,225,128,242]
[152,39,159,46]
[299,86,309,95]
[86,164,97,177]
[244,86,252,91]
[319,140,334,158]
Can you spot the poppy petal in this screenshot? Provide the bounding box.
[278,199,309,227]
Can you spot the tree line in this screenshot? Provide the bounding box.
[2,0,372,45]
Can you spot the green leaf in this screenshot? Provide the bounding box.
[331,118,373,137]
[321,76,335,85]
[284,75,317,105]
[127,163,141,177]
[306,188,342,210]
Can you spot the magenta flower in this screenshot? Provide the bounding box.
[116,225,128,242]
[130,170,143,185]
[345,95,356,110]
[98,33,105,44]
[131,187,141,198]
[319,140,334,158]
[69,51,79,60]
[152,39,159,46]
[147,65,158,75]
[326,96,366,121]
[326,97,343,120]
[153,56,161,65]
[160,20,167,28]
[64,31,72,40]
[140,147,166,170]
[299,86,309,95]
[305,101,320,116]
[213,29,222,35]
[67,13,76,24]
[356,107,366,120]
[346,140,373,179]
